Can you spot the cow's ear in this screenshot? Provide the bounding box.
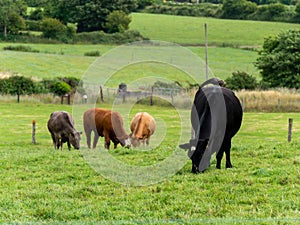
[179,143,190,150]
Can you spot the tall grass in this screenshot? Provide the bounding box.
[237,89,300,112]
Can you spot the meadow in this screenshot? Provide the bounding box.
[0,102,299,223]
[0,12,300,223]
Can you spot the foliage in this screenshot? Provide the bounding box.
[45,0,138,32]
[221,0,257,19]
[84,50,101,57]
[3,45,40,52]
[50,81,71,96]
[74,29,146,44]
[105,10,131,33]
[28,7,44,20]
[255,29,300,89]
[40,17,66,39]
[40,18,75,43]
[0,75,37,102]
[143,3,222,17]
[225,71,258,90]
[0,0,27,36]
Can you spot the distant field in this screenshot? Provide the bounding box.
[130,13,300,46]
[1,13,299,84]
[0,44,258,82]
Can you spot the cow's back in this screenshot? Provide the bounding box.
[48,111,74,133]
[130,112,156,139]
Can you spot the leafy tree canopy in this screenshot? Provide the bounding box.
[256,29,300,89]
[45,0,137,32]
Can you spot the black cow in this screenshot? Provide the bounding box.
[47,111,82,150]
[179,78,243,173]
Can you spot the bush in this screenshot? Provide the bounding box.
[40,18,66,39]
[74,30,146,44]
[105,10,131,33]
[3,45,40,53]
[50,81,71,96]
[84,50,101,57]
[225,71,258,90]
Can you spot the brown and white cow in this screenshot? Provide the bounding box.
[130,112,156,147]
[47,111,82,150]
[83,108,131,149]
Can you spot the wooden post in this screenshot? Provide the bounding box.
[150,86,154,106]
[100,85,104,102]
[32,120,36,144]
[278,98,281,112]
[67,94,70,105]
[288,118,293,142]
[204,23,209,81]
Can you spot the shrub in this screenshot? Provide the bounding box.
[225,71,258,90]
[25,20,41,31]
[84,50,101,57]
[105,10,131,33]
[3,45,40,53]
[40,18,66,39]
[50,81,71,96]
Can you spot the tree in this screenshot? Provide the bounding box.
[6,76,37,102]
[255,29,300,89]
[50,81,71,96]
[45,0,137,32]
[0,0,26,37]
[105,10,131,33]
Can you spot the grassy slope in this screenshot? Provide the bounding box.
[130,13,300,46]
[0,102,299,222]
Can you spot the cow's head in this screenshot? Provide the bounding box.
[69,131,82,149]
[119,137,131,149]
[179,138,208,173]
[129,133,142,147]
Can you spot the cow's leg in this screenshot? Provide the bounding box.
[50,133,57,149]
[104,133,110,149]
[216,139,232,169]
[67,141,71,150]
[225,140,232,169]
[146,137,150,146]
[85,128,92,148]
[93,132,99,149]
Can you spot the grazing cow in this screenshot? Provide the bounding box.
[179,78,243,173]
[130,112,156,147]
[83,108,131,149]
[47,111,82,150]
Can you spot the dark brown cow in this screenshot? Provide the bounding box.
[47,111,82,150]
[83,108,131,149]
[130,112,156,147]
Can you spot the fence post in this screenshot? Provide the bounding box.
[278,98,281,112]
[100,85,104,102]
[150,86,154,106]
[288,118,293,142]
[32,120,36,144]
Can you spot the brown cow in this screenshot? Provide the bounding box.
[130,112,156,147]
[47,111,82,150]
[83,108,131,149]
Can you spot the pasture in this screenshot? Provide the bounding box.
[0,102,299,223]
[1,12,300,223]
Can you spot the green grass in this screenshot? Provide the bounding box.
[0,102,299,223]
[130,13,300,46]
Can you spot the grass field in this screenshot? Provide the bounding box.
[0,102,299,223]
[130,13,300,46]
